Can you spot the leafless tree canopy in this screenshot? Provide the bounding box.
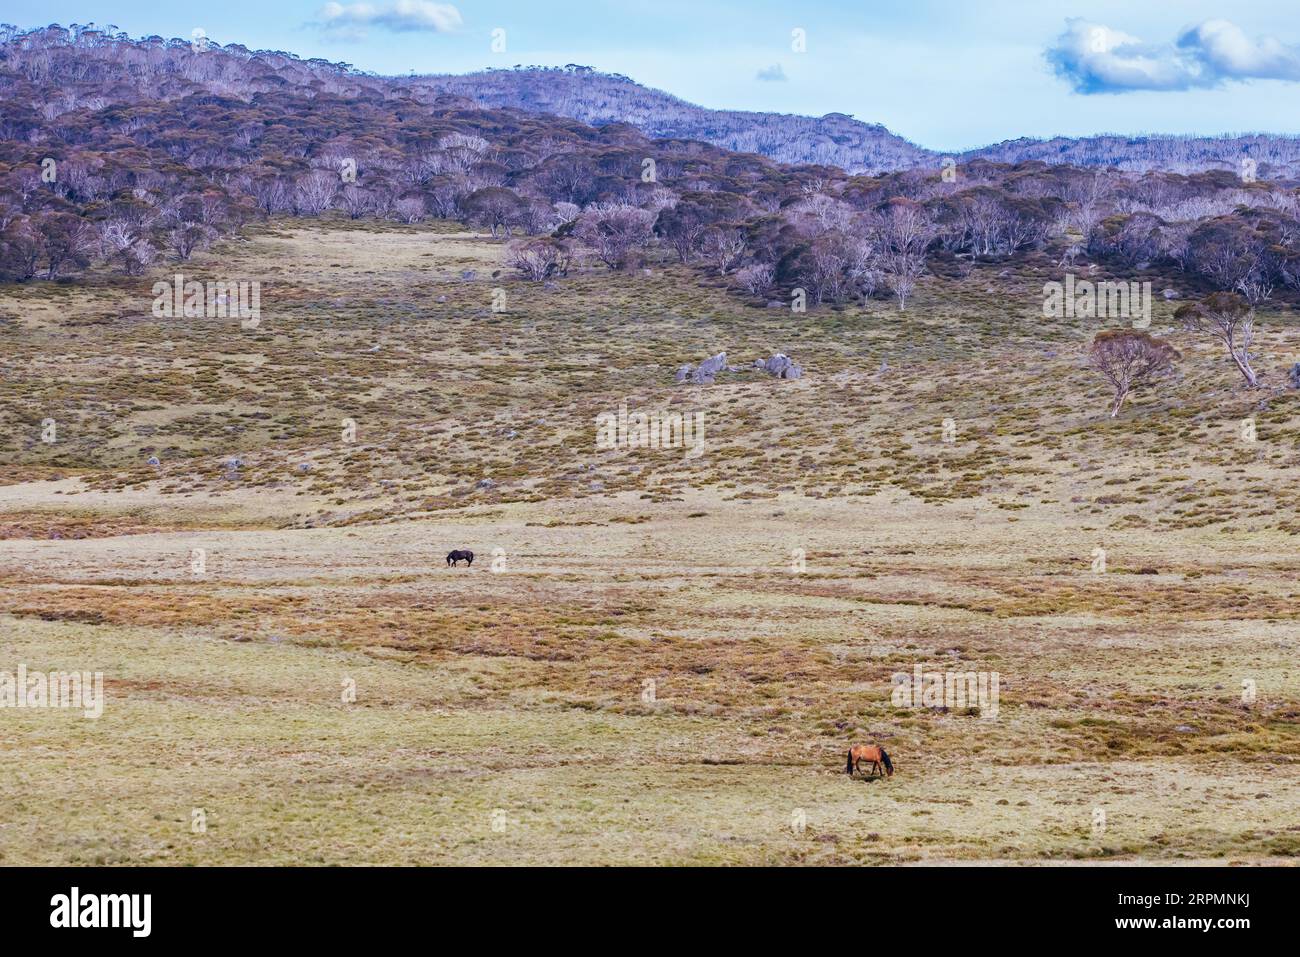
[505,238,571,282]
[1088,330,1180,418]
[1175,292,1261,388]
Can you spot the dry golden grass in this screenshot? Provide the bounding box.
[0,223,1297,865]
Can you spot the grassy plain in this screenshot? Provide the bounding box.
[0,219,1297,864]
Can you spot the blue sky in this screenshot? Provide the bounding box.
[7,1,1300,150]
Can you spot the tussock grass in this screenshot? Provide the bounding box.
[0,223,1297,864]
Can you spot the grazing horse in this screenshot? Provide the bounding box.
[446,549,474,567]
[845,744,894,778]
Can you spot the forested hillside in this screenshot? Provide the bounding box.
[3,23,1300,313]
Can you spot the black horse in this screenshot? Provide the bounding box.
[446,549,474,567]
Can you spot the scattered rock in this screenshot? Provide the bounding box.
[676,351,727,384]
[679,351,804,383]
[146,456,161,467]
[757,353,802,379]
[697,351,727,377]
[1162,288,1178,300]
[476,478,497,490]
[1289,362,1300,389]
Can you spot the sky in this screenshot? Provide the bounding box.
[6,1,1300,150]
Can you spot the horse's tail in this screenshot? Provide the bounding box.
[880,748,893,775]
[845,749,854,775]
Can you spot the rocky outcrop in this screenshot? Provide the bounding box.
[755,353,802,379]
[675,351,727,384]
[676,351,802,383]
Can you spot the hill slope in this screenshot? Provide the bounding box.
[414,66,1300,178]
[412,66,934,173]
[4,25,1299,177]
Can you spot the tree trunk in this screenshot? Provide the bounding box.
[1231,348,1259,388]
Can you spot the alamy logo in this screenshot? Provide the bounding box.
[152,274,261,327]
[891,665,1000,719]
[0,665,103,718]
[1043,273,1150,328]
[50,887,151,937]
[596,400,705,459]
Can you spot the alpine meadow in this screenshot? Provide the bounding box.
[1,8,1299,879]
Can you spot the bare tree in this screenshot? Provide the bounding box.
[337,185,372,220]
[1064,170,1115,242]
[735,261,774,296]
[1088,330,1179,418]
[808,236,851,303]
[438,133,490,174]
[551,202,580,228]
[294,171,338,216]
[461,187,523,238]
[166,221,215,261]
[98,220,158,275]
[393,196,425,224]
[699,226,746,275]
[1186,218,1275,304]
[876,199,932,311]
[248,176,292,215]
[792,193,852,237]
[843,224,882,302]
[575,202,655,269]
[505,238,571,281]
[1175,292,1261,388]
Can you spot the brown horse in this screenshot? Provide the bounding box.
[845,744,894,778]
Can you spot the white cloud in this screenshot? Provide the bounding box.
[756,63,787,82]
[316,1,463,40]
[1178,19,1300,82]
[1046,17,1300,93]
